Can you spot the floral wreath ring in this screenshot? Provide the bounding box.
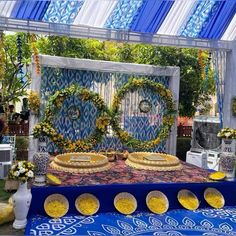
[33,85,110,152]
[110,78,176,150]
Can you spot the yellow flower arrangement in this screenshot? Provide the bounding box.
[45,200,67,218]
[119,131,130,141]
[96,116,110,131]
[28,91,40,114]
[8,161,35,183]
[147,196,168,214]
[80,89,91,100]
[33,84,109,151]
[208,171,226,181]
[115,198,136,215]
[204,188,224,209]
[178,190,199,211]
[76,195,99,215]
[111,78,176,150]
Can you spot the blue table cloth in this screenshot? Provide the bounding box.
[26,207,236,235]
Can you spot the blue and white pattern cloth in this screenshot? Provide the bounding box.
[1,0,236,40]
[43,0,84,24]
[26,207,236,236]
[40,67,169,153]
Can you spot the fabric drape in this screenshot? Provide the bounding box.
[130,0,174,33]
[221,13,236,41]
[180,0,216,38]
[157,0,196,36]
[199,1,236,39]
[0,1,16,17]
[104,0,143,30]
[74,0,118,27]
[11,0,50,20]
[43,0,84,24]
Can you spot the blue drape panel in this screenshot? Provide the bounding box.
[199,1,236,39]
[104,0,143,30]
[43,0,84,24]
[180,0,216,38]
[130,0,174,33]
[11,0,50,20]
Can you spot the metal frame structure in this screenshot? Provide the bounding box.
[1,14,235,154]
[0,16,233,50]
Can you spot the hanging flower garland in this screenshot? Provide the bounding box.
[202,52,211,92]
[33,85,110,152]
[198,49,205,80]
[30,34,40,75]
[0,33,5,81]
[110,78,176,150]
[16,35,24,79]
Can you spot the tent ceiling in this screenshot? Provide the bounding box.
[0,0,235,50]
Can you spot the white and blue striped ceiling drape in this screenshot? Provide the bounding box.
[0,0,236,41]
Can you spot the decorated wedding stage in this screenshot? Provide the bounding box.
[24,55,236,235]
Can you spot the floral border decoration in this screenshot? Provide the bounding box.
[110,78,177,150]
[33,85,110,152]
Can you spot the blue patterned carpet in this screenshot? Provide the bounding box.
[26,207,236,235]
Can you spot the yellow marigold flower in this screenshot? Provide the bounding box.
[147,196,168,214]
[119,131,129,141]
[76,196,99,215]
[115,198,136,215]
[45,200,67,218]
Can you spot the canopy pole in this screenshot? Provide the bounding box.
[223,43,236,128]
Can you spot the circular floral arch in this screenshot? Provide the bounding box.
[110,78,176,150]
[33,85,110,152]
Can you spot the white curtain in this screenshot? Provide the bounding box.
[74,0,118,27]
[0,1,16,17]
[221,13,236,41]
[157,0,196,36]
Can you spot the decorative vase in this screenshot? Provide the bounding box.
[38,136,48,153]
[219,152,236,181]
[33,152,49,186]
[221,138,236,154]
[12,182,32,229]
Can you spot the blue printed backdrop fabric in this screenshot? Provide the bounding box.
[40,67,169,153]
[11,0,50,20]
[130,0,174,33]
[198,0,236,39]
[43,0,84,24]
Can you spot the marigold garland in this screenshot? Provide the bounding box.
[0,34,5,81]
[30,34,40,75]
[198,49,205,80]
[110,78,176,150]
[33,84,110,152]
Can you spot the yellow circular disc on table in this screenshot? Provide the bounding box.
[114,192,137,215]
[44,194,69,218]
[208,172,226,181]
[46,174,62,185]
[146,191,169,214]
[177,189,199,211]
[204,188,225,209]
[75,193,100,216]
